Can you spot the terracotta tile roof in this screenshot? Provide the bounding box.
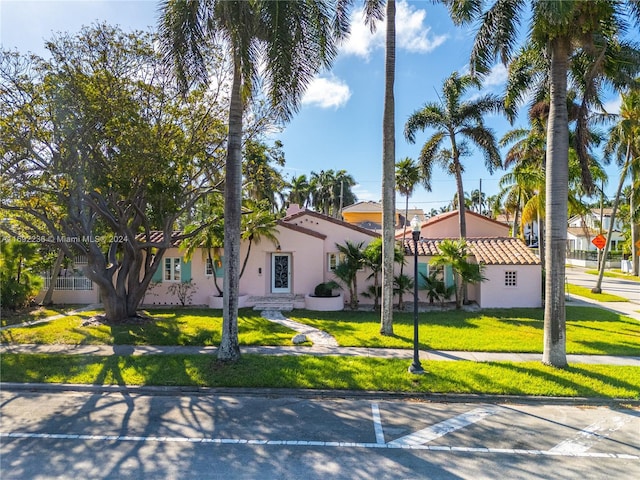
[135,231,183,247]
[402,237,541,265]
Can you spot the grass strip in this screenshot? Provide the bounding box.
[565,284,628,302]
[1,353,638,399]
[584,270,640,282]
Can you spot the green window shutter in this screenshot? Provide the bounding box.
[214,256,224,277]
[445,265,454,288]
[181,258,192,282]
[152,258,163,282]
[417,262,428,289]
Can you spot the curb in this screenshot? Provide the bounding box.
[2,382,638,408]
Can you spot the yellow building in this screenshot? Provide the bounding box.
[341,201,424,232]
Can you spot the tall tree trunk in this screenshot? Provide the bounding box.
[593,143,631,292]
[380,0,396,335]
[631,162,639,277]
[454,157,467,238]
[219,57,242,362]
[542,39,569,368]
[41,250,64,306]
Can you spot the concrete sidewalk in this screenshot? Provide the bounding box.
[2,343,639,366]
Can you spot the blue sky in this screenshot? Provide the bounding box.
[1,0,629,212]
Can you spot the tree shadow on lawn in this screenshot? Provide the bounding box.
[495,362,640,399]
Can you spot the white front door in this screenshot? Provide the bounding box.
[271,253,291,293]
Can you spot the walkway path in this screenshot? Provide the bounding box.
[259,309,338,347]
[2,343,639,366]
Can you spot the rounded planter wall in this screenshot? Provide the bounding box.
[304,293,344,311]
[208,294,250,309]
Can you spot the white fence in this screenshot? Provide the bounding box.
[42,275,93,291]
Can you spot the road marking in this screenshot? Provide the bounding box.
[387,406,499,447]
[371,403,385,444]
[549,416,634,454]
[2,431,637,459]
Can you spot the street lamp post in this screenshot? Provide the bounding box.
[409,215,424,374]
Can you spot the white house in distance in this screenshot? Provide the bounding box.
[37,207,541,309]
[567,208,624,252]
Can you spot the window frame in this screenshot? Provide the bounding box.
[164,257,181,283]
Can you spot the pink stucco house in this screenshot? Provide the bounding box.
[38,207,541,309]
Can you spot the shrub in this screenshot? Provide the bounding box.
[313,281,341,297]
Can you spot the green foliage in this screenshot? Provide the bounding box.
[420,270,455,306]
[0,240,42,310]
[313,281,341,297]
[430,239,486,309]
[333,240,365,309]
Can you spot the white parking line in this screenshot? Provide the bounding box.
[2,431,638,459]
[549,416,634,454]
[387,406,500,447]
[371,403,385,444]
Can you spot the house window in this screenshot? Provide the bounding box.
[164,257,181,282]
[205,257,223,276]
[205,258,214,276]
[327,253,346,271]
[505,270,517,287]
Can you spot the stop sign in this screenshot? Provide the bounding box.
[592,234,606,250]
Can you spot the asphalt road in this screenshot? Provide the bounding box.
[1,389,638,480]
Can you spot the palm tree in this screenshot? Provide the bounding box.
[333,240,365,310]
[310,169,336,216]
[594,87,640,289]
[445,0,640,367]
[160,0,348,362]
[362,237,405,310]
[395,157,428,277]
[239,201,280,278]
[358,0,396,335]
[404,71,503,238]
[286,174,311,209]
[430,239,485,310]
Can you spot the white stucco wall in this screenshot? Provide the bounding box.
[477,265,542,308]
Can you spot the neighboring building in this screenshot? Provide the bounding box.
[403,236,542,309]
[399,209,510,239]
[567,208,624,252]
[341,201,424,232]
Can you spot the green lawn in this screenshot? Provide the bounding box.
[3,306,639,356]
[2,353,638,399]
[0,308,297,346]
[289,307,640,356]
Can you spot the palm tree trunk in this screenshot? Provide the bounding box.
[454,158,467,238]
[380,0,396,335]
[542,38,569,368]
[593,142,631,292]
[218,56,242,363]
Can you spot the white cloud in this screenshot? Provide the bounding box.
[301,74,352,109]
[340,0,448,60]
[483,63,508,88]
[603,96,622,115]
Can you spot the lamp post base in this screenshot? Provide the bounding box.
[408,362,425,375]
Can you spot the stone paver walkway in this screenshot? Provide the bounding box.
[259,309,338,347]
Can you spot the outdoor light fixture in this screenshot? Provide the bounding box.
[409,215,425,374]
[276,245,281,252]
